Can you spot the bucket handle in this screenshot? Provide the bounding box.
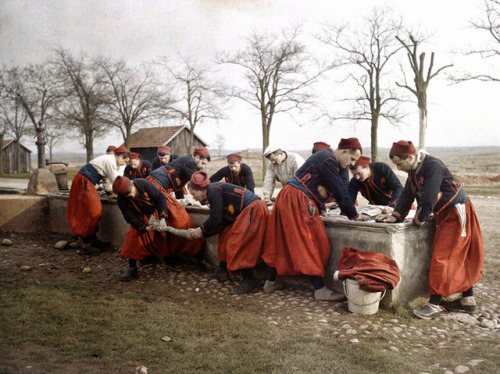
[342,280,387,302]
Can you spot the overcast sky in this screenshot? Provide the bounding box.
[1,0,499,154]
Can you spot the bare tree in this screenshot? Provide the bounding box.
[99,58,165,148]
[53,49,110,162]
[453,0,500,82]
[395,33,453,149]
[0,117,6,174]
[318,7,406,160]
[158,55,225,154]
[214,132,225,157]
[219,27,323,173]
[45,124,65,162]
[0,68,30,173]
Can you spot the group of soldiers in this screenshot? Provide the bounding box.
[66,137,483,320]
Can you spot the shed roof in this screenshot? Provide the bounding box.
[127,125,208,148]
[2,139,32,153]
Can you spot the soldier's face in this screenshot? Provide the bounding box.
[268,152,284,165]
[195,156,209,170]
[189,186,207,202]
[228,161,241,173]
[116,155,129,167]
[337,149,361,169]
[130,159,140,169]
[158,153,170,164]
[391,155,416,173]
[351,166,370,182]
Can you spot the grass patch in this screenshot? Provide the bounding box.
[0,172,31,178]
[0,281,435,374]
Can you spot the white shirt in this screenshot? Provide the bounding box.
[89,155,119,192]
[262,151,305,199]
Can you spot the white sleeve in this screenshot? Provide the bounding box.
[262,162,276,199]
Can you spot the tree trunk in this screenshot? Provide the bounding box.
[125,125,131,149]
[49,145,53,162]
[16,140,21,173]
[371,117,378,161]
[86,131,94,162]
[418,105,427,150]
[262,119,270,178]
[0,134,4,174]
[189,129,194,155]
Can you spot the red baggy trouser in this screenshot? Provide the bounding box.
[120,211,170,260]
[217,200,269,272]
[430,199,484,297]
[261,184,330,277]
[66,173,102,237]
[146,176,204,256]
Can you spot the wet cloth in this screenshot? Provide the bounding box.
[66,172,102,237]
[262,184,330,277]
[216,199,269,272]
[146,175,203,256]
[337,247,401,292]
[430,199,483,297]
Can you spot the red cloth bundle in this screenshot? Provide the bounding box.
[338,247,400,292]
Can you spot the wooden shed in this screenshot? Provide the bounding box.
[127,125,209,162]
[1,139,32,173]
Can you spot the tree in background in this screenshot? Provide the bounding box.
[318,7,406,161]
[214,132,225,157]
[53,49,110,162]
[0,69,30,173]
[0,117,6,173]
[453,0,500,83]
[158,55,225,154]
[45,124,65,162]
[396,33,453,150]
[99,58,165,149]
[219,27,323,174]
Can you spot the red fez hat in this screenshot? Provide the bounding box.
[338,138,362,152]
[390,140,416,157]
[193,148,211,161]
[130,152,139,160]
[189,171,210,190]
[312,141,331,153]
[114,146,129,154]
[113,176,131,195]
[355,156,371,168]
[157,145,171,155]
[106,145,116,152]
[226,153,242,162]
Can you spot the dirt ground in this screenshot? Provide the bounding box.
[0,195,498,373]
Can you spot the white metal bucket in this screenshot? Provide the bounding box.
[342,278,386,315]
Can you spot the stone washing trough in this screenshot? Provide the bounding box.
[0,189,435,307]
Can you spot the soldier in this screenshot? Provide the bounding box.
[186,172,269,294]
[151,145,178,170]
[124,152,152,180]
[67,146,130,254]
[209,153,255,192]
[377,140,484,319]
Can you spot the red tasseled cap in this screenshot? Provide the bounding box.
[193,148,211,161]
[355,156,371,168]
[114,146,129,154]
[157,145,171,155]
[130,152,139,160]
[226,153,242,162]
[106,145,116,152]
[189,171,210,190]
[113,176,131,195]
[390,140,416,157]
[338,138,362,152]
[312,141,331,153]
